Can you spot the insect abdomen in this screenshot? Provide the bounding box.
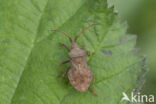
[68,65,93,92]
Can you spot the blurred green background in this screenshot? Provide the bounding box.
[108,0,156,97]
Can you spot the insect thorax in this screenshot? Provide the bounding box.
[69,48,86,58]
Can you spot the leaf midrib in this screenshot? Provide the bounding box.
[9,0,87,103]
[9,0,50,103]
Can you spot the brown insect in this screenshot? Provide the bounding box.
[52,24,97,96]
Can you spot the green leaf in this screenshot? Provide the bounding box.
[107,0,144,20]
[0,0,144,104]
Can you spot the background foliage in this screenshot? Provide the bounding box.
[108,0,156,98]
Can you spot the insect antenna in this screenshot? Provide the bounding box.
[74,24,96,42]
[51,29,73,43]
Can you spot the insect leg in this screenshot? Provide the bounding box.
[90,88,98,97]
[60,60,70,65]
[61,66,70,85]
[86,50,94,56]
[90,76,98,96]
[61,66,70,78]
[59,42,70,52]
[58,60,70,77]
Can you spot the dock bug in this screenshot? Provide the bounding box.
[52,24,97,96]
